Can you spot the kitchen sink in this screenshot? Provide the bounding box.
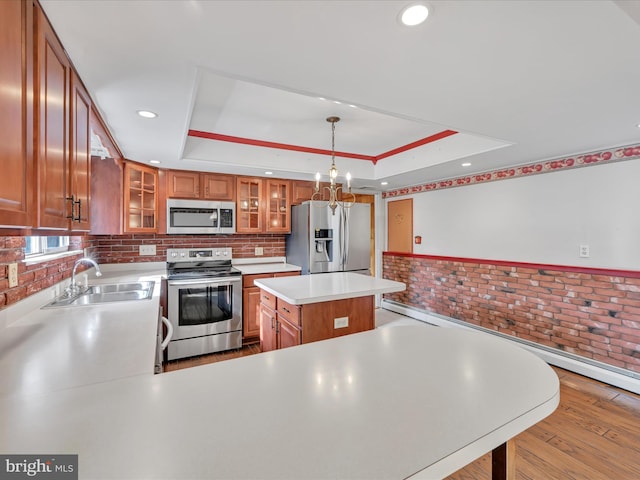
[85,282,154,295]
[42,281,155,308]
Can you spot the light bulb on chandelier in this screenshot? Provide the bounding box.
[312,116,356,215]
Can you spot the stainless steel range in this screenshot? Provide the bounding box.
[166,247,242,361]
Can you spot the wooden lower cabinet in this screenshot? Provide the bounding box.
[259,303,277,352]
[243,287,263,339]
[258,290,374,352]
[259,302,302,353]
[242,271,300,343]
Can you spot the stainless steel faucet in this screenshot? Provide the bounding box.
[68,257,102,294]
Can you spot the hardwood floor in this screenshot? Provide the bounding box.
[162,343,261,372]
[163,344,640,479]
[446,366,640,480]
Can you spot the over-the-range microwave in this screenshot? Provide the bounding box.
[166,199,235,234]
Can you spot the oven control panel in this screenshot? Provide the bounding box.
[166,247,232,262]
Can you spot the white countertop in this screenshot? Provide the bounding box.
[254,271,406,304]
[232,256,301,275]
[0,264,165,399]
[0,326,559,479]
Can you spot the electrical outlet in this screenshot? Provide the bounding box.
[255,247,264,256]
[139,245,157,256]
[334,316,349,329]
[8,263,18,288]
[579,244,590,258]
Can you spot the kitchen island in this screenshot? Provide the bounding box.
[254,272,405,351]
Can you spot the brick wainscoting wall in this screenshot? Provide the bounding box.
[383,252,640,374]
[0,236,88,309]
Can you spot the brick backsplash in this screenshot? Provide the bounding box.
[383,252,640,374]
[89,234,286,263]
[0,233,285,309]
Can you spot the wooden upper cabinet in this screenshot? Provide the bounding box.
[35,4,71,230]
[0,0,33,228]
[167,170,235,201]
[167,170,200,198]
[237,177,291,233]
[265,179,290,233]
[236,177,263,233]
[69,70,91,231]
[291,180,335,204]
[90,107,124,235]
[90,156,123,234]
[291,180,315,205]
[124,162,158,233]
[201,173,234,200]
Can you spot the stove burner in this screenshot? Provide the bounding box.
[166,247,241,280]
[166,265,241,280]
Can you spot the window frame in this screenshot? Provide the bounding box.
[24,236,70,258]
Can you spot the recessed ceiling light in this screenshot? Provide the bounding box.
[333,100,342,105]
[265,171,273,175]
[462,162,471,167]
[381,181,389,186]
[399,3,429,26]
[149,160,161,164]
[137,110,157,118]
[348,104,357,108]
[637,123,640,128]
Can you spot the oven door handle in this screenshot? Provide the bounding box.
[160,316,173,350]
[167,278,235,287]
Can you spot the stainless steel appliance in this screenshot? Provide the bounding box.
[166,199,235,234]
[166,247,242,360]
[286,201,371,275]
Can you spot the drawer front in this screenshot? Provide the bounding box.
[243,273,273,288]
[274,271,300,278]
[259,289,277,310]
[277,298,301,326]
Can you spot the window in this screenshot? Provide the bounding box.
[24,236,70,257]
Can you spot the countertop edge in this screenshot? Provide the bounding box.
[254,273,405,305]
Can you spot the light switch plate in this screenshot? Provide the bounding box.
[139,245,157,256]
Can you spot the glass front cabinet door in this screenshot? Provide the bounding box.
[265,179,290,233]
[236,177,263,233]
[125,162,158,232]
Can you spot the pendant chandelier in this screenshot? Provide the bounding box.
[312,116,356,215]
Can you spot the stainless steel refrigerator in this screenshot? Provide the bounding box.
[286,201,371,275]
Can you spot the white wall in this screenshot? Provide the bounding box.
[384,159,640,270]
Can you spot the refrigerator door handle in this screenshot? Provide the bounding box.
[341,207,349,269]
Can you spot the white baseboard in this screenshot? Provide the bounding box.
[381,300,640,395]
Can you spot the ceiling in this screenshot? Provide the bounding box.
[40,0,640,191]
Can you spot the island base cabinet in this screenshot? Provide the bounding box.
[277,317,302,350]
[300,296,374,343]
[259,290,374,351]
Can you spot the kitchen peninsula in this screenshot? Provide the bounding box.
[254,272,405,351]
